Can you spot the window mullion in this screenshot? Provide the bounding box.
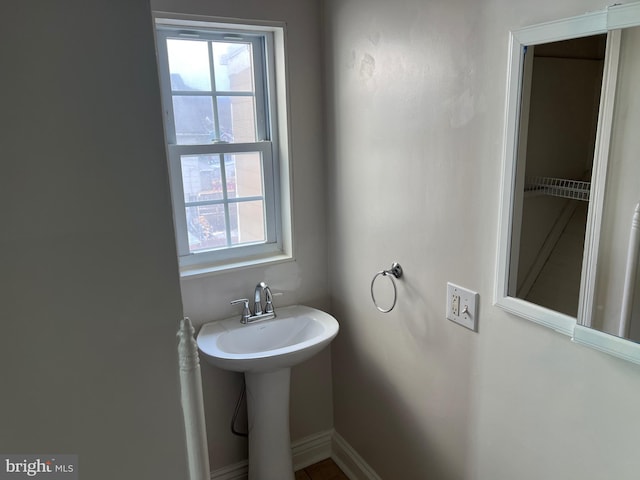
[171,90,230,96]
[185,196,264,208]
[212,91,254,96]
[169,143,267,155]
[219,154,233,247]
[208,41,221,143]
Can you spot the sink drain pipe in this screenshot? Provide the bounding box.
[231,379,249,437]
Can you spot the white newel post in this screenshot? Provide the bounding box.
[178,317,211,480]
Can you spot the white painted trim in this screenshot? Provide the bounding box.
[207,429,383,480]
[292,429,334,471]
[209,460,248,480]
[507,43,535,297]
[497,296,576,336]
[573,325,640,366]
[331,432,382,480]
[577,29,622,327]
[209,429,333,480]
[494,30,526,307]
[608,2,640,30]
[515,10,606,46]
[153,11,286,31]
[180,253,294,280]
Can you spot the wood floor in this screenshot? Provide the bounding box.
[294,458,349,480]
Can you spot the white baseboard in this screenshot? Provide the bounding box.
[292,429,334,471]
[209,429,380,480]
[209,458,247,480]
[331,431,382,480]
[209,429,333,480]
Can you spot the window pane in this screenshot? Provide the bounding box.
[173,96,215,145]
[230,200,265,245]
[212,42,254,92]
[157,22,282,266]
[186,204,227,252]
[180,155,222,203]
[167,39,211,91]
[224,153,263,199]
[217,96,257,142]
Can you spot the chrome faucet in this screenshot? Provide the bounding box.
[253,281,274,316]
[231,282,277,324]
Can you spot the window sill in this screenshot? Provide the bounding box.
[179,253,294,280]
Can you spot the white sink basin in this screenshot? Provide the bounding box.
[197,305,339,372]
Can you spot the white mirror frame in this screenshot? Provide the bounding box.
[495,2,640,364]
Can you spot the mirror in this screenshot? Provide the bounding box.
[508,34,606,317]
[496,2,640,364]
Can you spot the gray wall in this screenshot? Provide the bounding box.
[150,0,332,470]
[323,0,640,479]
[0,1,188,478]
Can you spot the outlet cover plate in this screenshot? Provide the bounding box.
[446,282,479,332]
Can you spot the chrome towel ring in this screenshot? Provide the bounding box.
[370,262,403,313]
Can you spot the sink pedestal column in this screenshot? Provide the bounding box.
[244,368,294,480]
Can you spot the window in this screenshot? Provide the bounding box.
[154,17,290,273]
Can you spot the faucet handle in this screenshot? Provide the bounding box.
[264,289,284,315]
[230,298,251,324]
[264,287,274,314]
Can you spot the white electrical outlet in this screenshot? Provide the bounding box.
[451,293,460,316]
[446,282,479,332]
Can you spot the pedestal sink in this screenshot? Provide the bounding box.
[197,305,339,480]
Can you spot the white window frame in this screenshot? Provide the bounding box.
[153,14,292,275]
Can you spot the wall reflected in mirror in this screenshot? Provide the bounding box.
[592,26,640,343]
[508,34,606,317]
